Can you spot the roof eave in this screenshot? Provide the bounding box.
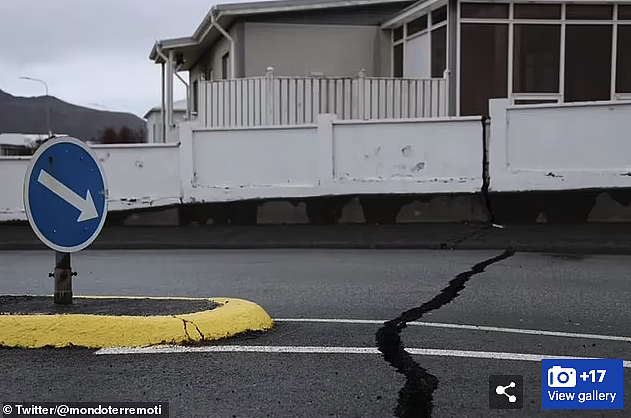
[220,0,408,15]
[149,43,160,62]
[149,37,198,63]
[192,8,216,40]
[150,0,413,64]
[381,0,444,29]
[192,0,411,42]
[144,107,187,119]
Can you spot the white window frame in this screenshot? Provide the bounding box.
[510,93,562,105]
[391,4,449,78]
[458,2,631,107]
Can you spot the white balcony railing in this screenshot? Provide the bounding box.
[196,68,449,128]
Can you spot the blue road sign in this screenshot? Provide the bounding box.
[23,136,108,252]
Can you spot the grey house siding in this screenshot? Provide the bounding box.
[376,28,392,77]
[189,23,243,84]
[243,23,382,77]
[237,21,246,78]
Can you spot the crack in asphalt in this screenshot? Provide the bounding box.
[376,248,516,418]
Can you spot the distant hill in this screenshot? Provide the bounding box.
[0,89,145,142]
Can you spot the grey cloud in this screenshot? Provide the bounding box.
[0,0,238,115]
[0,0,210,65]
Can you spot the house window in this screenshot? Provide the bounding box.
[513,24,561,94]
[392,18,406,78]
[393,43,404,77]
[405,32,430,78]
[430,25,447,78]
[564,25,612,102]
[431,6,447,25]
[460,3,508,19]
[616,25,631,94]
[407,15,428,36]
[514,99,560,105]
[513,4,561,20]
[459,2,631,110]
[192,80,199,114]
[620,6,631,20]
[566,4,613,20]
[460,23,508,116]
[396,4,448,80]
[221,53,229,79]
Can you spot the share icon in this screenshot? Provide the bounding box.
[489,375,523,409]
[496,382,518,403]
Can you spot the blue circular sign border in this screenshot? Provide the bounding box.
[23,137,109,252]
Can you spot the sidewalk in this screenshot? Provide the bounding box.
[2,223,631,254]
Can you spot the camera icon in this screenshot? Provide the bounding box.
[548,366,577,388]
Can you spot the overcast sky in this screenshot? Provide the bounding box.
[0,0,229,118]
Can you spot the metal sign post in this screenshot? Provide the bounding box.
[23,137,108,305]
[52,251,73,304]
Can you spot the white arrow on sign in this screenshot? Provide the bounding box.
[37,169,99,222]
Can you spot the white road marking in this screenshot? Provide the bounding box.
[94,345,631,367]
[272,318,631,343]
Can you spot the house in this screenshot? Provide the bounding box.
[386,1,631,115]
[136,0,631,226]
[149,0,427,137]
[144,98,188,143]
[0,134,33,156]
[149,0,418,78]
[0,133,69,156]
[2,0,630,225]
[149,0,631,133]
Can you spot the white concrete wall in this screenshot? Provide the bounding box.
[0,157,29,221]
[489,99,631,192]
[192,126,320,189]
[332,119,481,187]
[0,118,483,222]
[91,144,181,210]
[5,99,631,222]
[0,144,181,222]
[178,116,484,203]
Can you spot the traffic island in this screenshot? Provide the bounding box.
[0,295,274,349]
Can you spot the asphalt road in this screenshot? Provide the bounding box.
[1,249,630,417]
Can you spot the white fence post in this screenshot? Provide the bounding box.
[199,73,207,127]
[357,69,366,120]
[442,69,451,117]
[265,66,274,125]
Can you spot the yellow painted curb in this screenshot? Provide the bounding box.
[0,297,274,349]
